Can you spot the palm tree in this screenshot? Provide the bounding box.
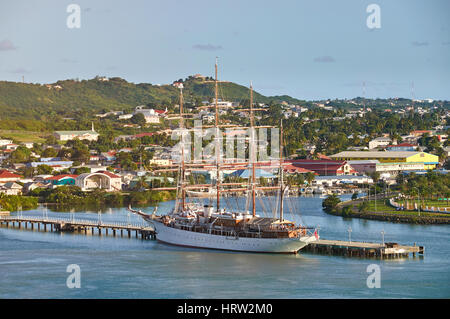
[305,172,315,186]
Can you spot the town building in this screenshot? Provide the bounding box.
[75,171,122,192]
[43,174,78,186]
[0,182,23,195]
[134,106,167,124]
[385,143,417,152]
[54,123,99,141]
[284,159,357,176]
[0,170,21,182]
[312,175,373,187]
[330,151,439,170]
[368,137,393,150]
[0,139,13,147]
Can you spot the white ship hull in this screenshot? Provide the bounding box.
[150,220,316,254]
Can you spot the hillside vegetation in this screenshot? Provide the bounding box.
[0,76,303,124]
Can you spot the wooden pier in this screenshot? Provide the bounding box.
[303,239,424,259]
[0,216,156,240]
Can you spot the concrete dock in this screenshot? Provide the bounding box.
[303,239,424,259]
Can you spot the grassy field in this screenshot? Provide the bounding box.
[363,199,450,217]
[0,130,48,143]
[396,199,450,208]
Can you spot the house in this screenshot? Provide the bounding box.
[385,143,417,152]
[4,144,19,150]
[54,123,99,141]
[0,139,13,147]
[149,158,172,166]
[100,151,117,162]
[118,114,133,120]
[368,137,393,150]
[28,160,73,169]
[0,170,21,182]
[410,130,432,137]
[283,164,316,175]
[22,142,34,149]
[0,182,23,195]
[134,106,167,123]
[284,160,357,176]
[23,181,52,193]
[312,175,373,187]
[43,174,78,186]
[75,171,122,192]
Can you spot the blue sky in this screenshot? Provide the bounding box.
[0,0,449,100]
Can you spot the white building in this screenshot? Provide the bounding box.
[54,123,99,141]
[134,106,167,124]
[368,137,393,150]
[0,139,13,147]
[0,182,23,195]
[75,171,122,192]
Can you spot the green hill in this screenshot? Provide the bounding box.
[0,76,304,122]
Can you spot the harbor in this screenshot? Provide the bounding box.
[0,196,447,299]
[0,210,424,259]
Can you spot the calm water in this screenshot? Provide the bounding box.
[0,195,449,299]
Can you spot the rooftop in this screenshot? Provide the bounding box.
[330,151,424,159]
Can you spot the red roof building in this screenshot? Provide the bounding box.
[284,159,357,176]
[0,170,21,182]
[283,164,316,174]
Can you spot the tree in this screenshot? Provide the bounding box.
[358,201,369,213]
[36,164,53,175]
[42,147,58,158]
[369,171,381,183]
[73,167,90,175]
[351,192,358,201]
[131,113,146,126]
[9,146,32,163]
[322,194,341,212]
[305,172,315,185]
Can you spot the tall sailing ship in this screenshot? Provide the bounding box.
[130,60,319,253]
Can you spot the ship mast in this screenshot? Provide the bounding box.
[215,57,221,212]
[180,86,186,211]
[250,82,257,217]
[279,120,284,222]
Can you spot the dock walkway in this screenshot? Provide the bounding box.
[0,216,156,240]
[304,239,424,259]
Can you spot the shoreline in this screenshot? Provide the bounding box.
[330,198,450,225]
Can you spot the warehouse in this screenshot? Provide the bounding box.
[330,151,439,170]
